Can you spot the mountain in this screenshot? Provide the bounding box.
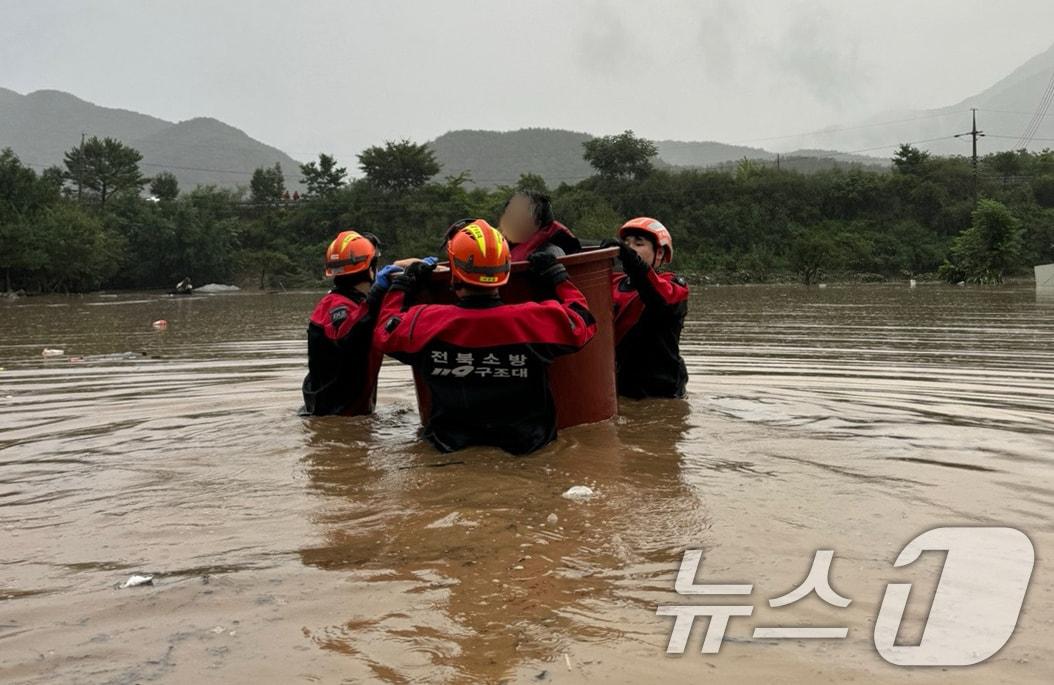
[779,42,1054,157]
[0,88,302,191]
[428,129,889,188]
[127,117,302,190]
[10,40,1053,195]
[428,128,596,187]
[653,139,772,166]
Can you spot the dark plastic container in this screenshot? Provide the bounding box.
[411,246,618,429]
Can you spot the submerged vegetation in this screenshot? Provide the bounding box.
[2,132,1053,293]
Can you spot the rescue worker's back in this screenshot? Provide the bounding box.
[375,219,597,454]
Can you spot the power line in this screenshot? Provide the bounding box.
[1015,69,1054,148]
[840,135,960,155]
[975,107,1054,118]
[986,134,1054,143]
[729,110,971,145]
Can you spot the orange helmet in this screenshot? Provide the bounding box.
[445,219,511,288]
[324,230,377,277]
[618,217,673,263]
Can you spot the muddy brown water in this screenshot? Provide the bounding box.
[1,284,1052,684]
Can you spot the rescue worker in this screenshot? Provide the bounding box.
[498,190,581,261]
[375,218,597,454]
[301,230,415,416]
[603,218,690,399]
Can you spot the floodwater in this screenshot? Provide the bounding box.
[1,284,1052,684]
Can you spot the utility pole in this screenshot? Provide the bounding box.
[954,109,985,199]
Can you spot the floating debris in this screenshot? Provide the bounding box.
[151,319,168,331]
[562,485,595,500]
[119,574,154,589]
[41,348,64,357]
[546,513,559,525]
[425,512,477,529]
[196,283,241,293]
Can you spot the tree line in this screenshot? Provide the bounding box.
[2,130,1052,293]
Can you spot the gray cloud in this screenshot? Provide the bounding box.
[766,6,868,108]
[2,0,1053,159]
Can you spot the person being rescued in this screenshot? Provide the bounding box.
[602,218,690,399]
[498,190,582,261]
[301,229,422,416]
[375,218,597,455]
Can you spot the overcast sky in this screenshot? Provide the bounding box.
[3,0,1054,162]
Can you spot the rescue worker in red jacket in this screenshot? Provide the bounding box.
[499,190,581,261]
[603,218,690,399]
[375,219,597,454]
[301,230,416,416]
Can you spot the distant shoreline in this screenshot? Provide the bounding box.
[3,274,1043,300]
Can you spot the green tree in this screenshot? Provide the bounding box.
[892,144,930,176]
[987,150,1023,185]
[1,149,63,290]
[514,172,549,195]
[357,140,440,191]
[1,148,60,222]
[250,163,286,205]
[22,204,124,292]
[1030,174,1054,208]
[63,136,147,207]
[237,248,294,289]
[582,130,657,181]
[787,223,870,285]
[943,199,1024,284]
[299,153,347,197]
[150,171,180,201]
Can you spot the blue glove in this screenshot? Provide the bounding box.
[374,264,404,290]
[421,256,439,267]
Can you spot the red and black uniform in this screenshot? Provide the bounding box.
[612,254,690,399]
[301,285,385,416]
[375,275,597,455]
[508,221,581,261]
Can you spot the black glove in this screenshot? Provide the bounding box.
[391,259,437,294]
[613,241,647,277]
[601,237,647,274]
[528,251,569,286]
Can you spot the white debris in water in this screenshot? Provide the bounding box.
[909,279,917,288]
[119,574,154,588]
[562,485,595,500]
[196,283,241,293]
[546,513,559,525]
[818,283,827,289]
[425,511,477,529]
[41,348,64,357]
